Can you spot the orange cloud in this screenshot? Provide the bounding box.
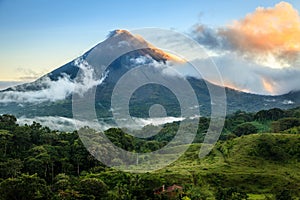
[262,78,276,94]
[221,2,300,66]
[112,30,186,63]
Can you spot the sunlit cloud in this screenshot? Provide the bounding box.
[221,1,300,68]
[190,2,300,94]
[193,2,300,69]
[261,78,276,94]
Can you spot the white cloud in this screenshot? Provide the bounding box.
[213,52,300,95]
[16,115,184,132]
[129,55,190,78]
[121,116,184,130]
[185,52,300,95]
[0,58,106,103]
[17,116,110,132]
[178,23,300,95]
[282,100,294,105]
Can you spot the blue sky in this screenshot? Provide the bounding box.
[0,0,299,81]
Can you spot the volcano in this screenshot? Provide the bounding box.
[0,30,299,123]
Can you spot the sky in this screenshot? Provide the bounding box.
[0,0,300,94]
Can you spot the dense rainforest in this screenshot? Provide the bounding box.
[0,107,299,200]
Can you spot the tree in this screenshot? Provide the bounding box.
[275,189,293,200]
[268,108,285,120]
[215,187,248,200]
[233,123,258,137]
[0,174,51,200]
[53,173,72,192]
[254,108,284,121]
[272,118,300,132]
[0,130,13,157]
[72,139,89,176]
[141,141,161,152]
[253,135,290,162]
[230,111,254,124]
[30,122,50,145]
[77,177,108,199]
[0,114,17,131]
[183,183,212,200]
[0,159,23,178]
[12,126,32,153]
[24,145,59,181]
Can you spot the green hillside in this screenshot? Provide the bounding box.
[157,134,300,199]
[0,107,299,199]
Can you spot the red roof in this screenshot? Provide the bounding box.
[166,184,183,192]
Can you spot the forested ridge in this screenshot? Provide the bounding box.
[0,107,299,199]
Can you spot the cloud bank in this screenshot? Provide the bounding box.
[191,1,300,94]
[0,59,105,103]
[221,2,300,67]
[17,116,184,132]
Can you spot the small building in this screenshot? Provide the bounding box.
[154,184,183,198]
